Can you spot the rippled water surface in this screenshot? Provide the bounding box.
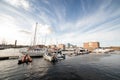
[0,49,120,80]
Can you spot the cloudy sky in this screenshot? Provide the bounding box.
[0,0,120,47]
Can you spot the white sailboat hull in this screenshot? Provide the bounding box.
[27,51,44,57]
[20,48,47,57]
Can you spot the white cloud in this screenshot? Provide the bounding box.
[0,14,19,43]
[55,29,120,47]
[0,13,32,45]
[0,12,54,45]
[0,0,119,46]
[19,29,32,35]
[42,0,50,5]
[5,0,30,10]
[53,8,120,46]
[33,23,53,35]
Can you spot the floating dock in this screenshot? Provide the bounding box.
[0,56,19,60]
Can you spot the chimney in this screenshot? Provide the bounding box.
[15,40,17,48]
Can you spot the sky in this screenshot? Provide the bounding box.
[0,0,120,47]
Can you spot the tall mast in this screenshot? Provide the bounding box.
[33,22,38,46]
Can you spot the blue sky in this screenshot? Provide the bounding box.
[0,0,120,47]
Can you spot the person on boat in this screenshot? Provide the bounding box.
[52,53,57,62]
[21,54,32,63]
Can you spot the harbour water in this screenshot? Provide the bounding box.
[0,49,120,80]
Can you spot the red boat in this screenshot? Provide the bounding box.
[18,54,32,64]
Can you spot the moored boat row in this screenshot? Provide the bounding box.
[93,48,114,53]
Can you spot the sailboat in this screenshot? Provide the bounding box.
[19,23,47,57]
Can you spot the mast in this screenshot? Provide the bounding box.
[44,33,47,45]
[33,22,38,46]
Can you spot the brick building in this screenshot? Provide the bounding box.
[58,44,65,50]
[83,42,100,51]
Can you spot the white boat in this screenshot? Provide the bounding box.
[43,49,65,62]
[19,23,47,57]
[93,48,113,53]
[43,52,55,61]
[20,47,47,57]
[75,47,89,55]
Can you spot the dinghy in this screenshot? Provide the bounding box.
[18,54,32,64]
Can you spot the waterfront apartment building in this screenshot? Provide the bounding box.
[58,44,65,50]
[83,42,100,51]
